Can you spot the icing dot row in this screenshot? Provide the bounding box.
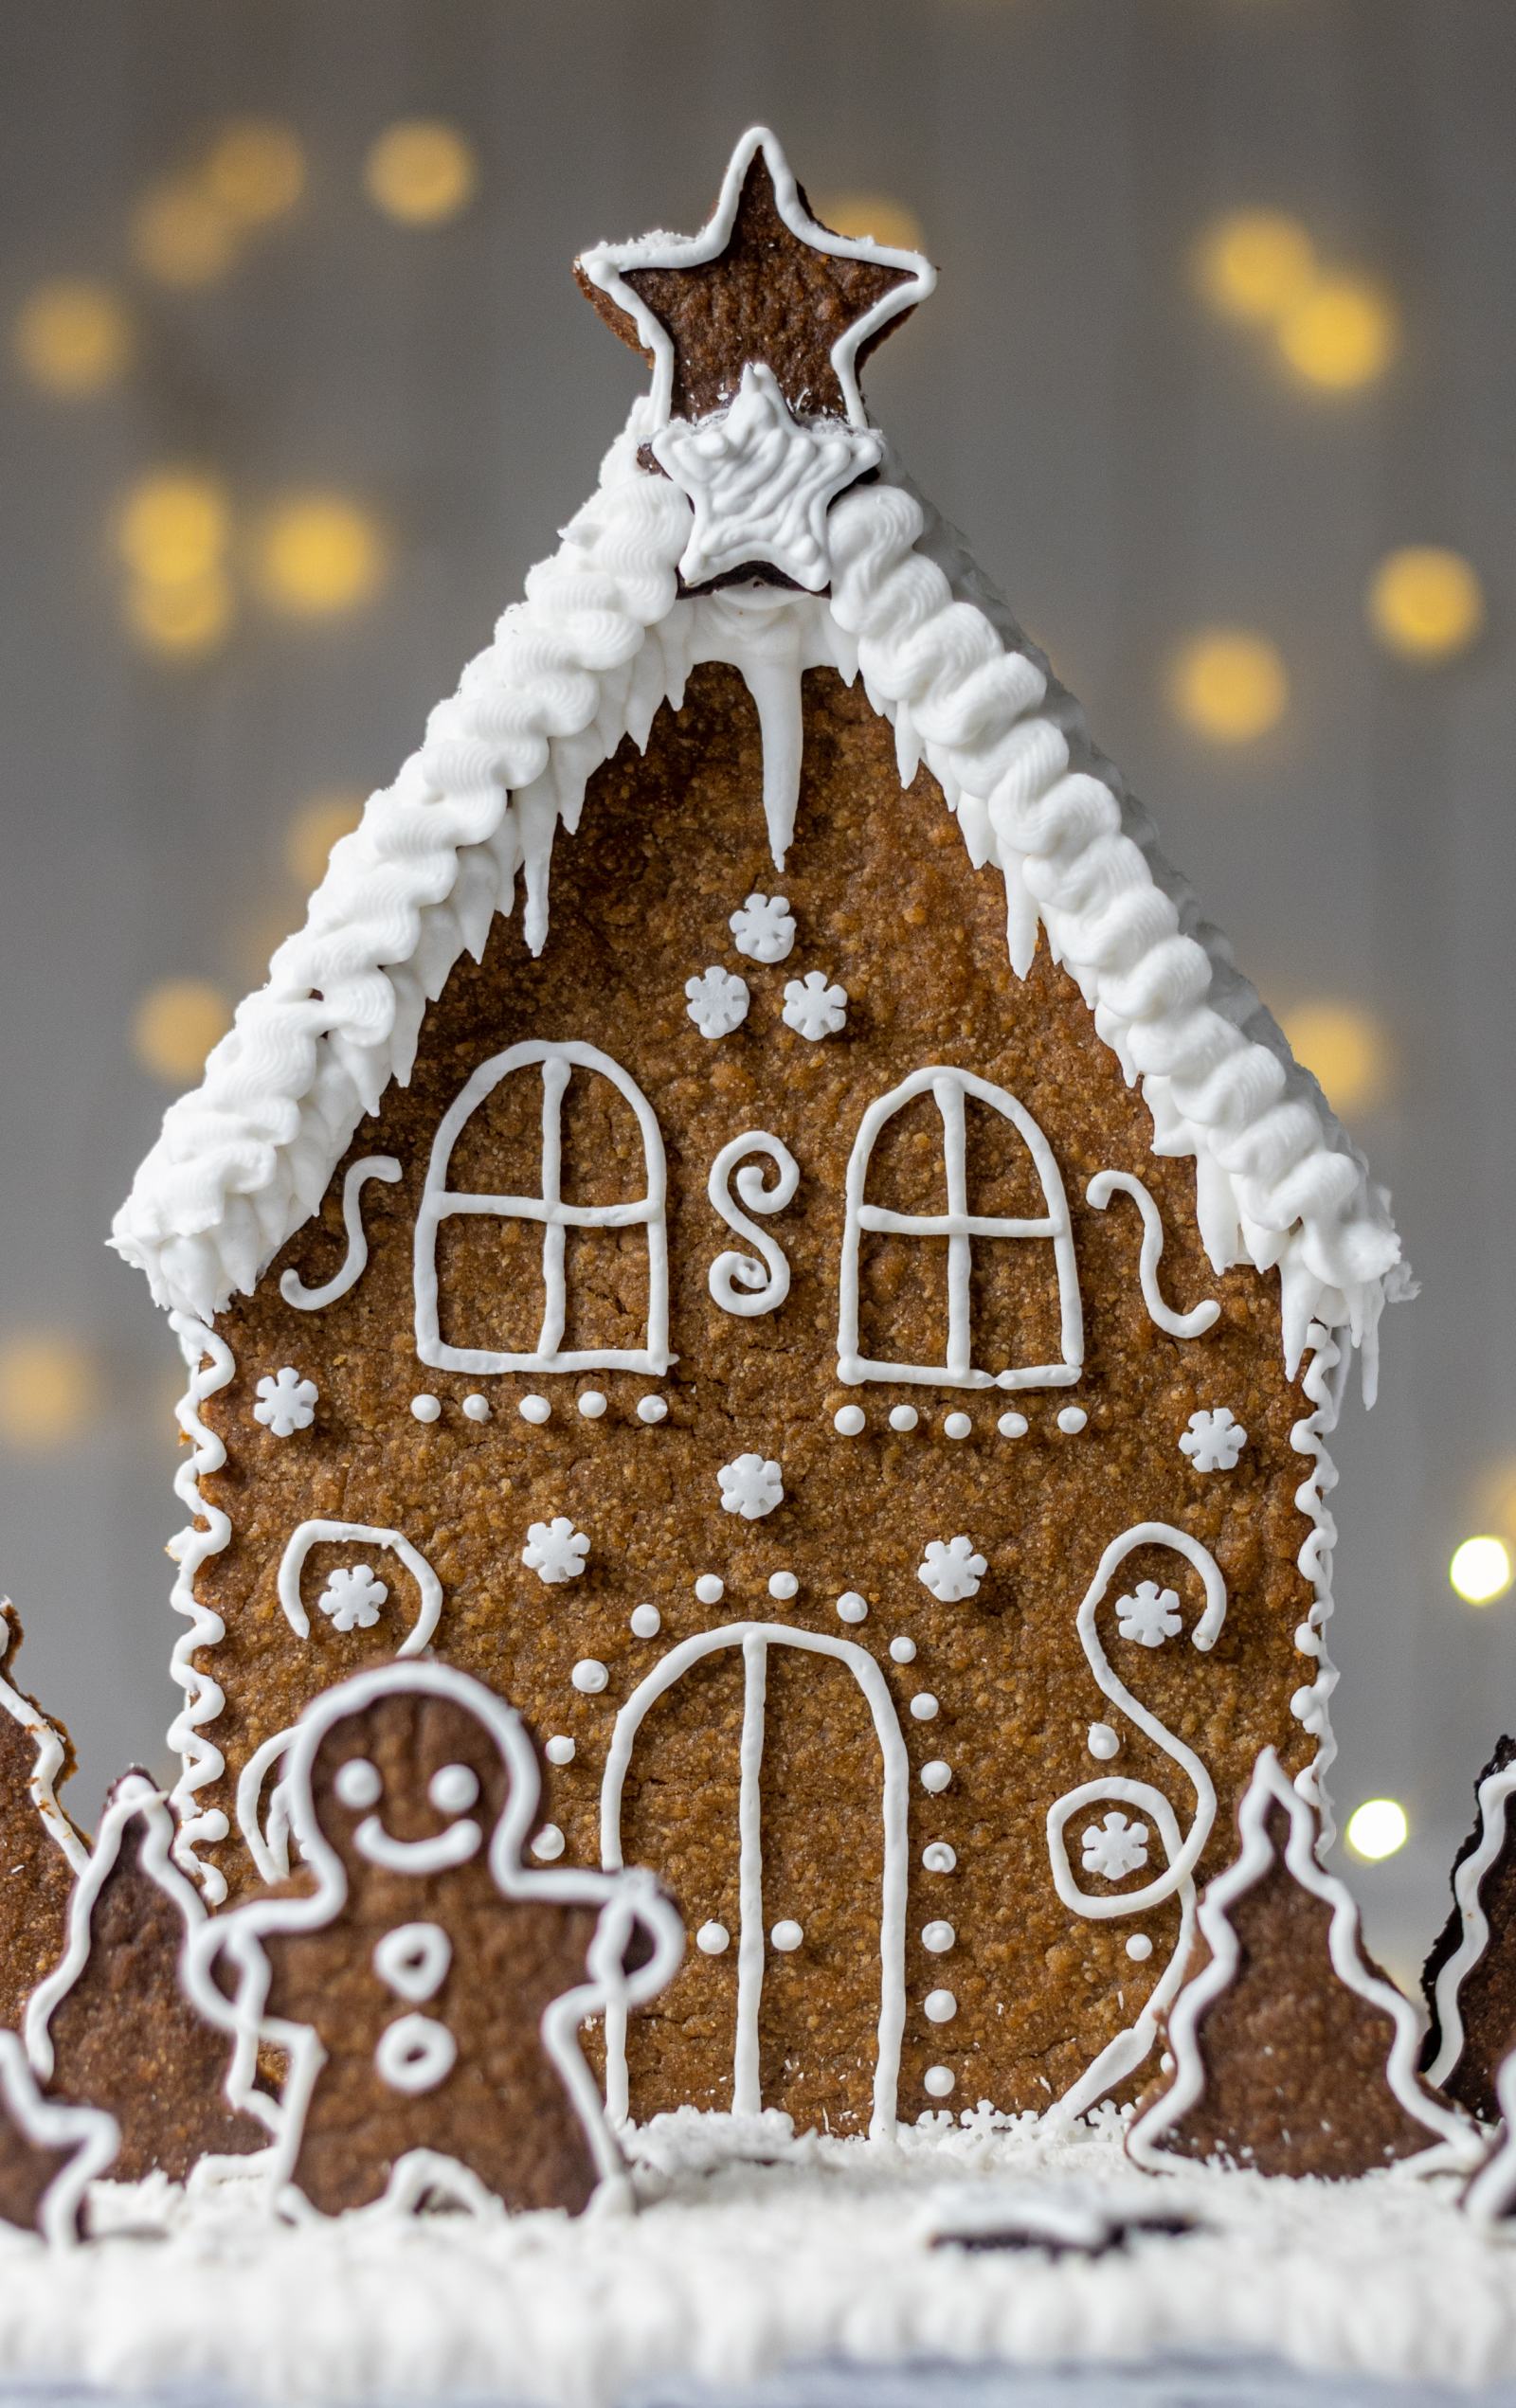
[831,1403,1092,1440]
[409,1391,670,1427]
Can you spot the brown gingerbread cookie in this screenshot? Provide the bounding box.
[0,2030,116,2243]
[188,1662,681,2217]
[0,1601,88,2027]
[1421,1737,1516,2123]
[1128,1749,1478,2179]
[25,1771,265,2182]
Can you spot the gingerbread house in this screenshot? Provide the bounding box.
[112,128,1406,2137]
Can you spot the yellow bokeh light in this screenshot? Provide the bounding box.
[1194,209,1315,324]
[252,494,388,618]
[12,279,134,397]
[1279,1001,1393,1117]
[204,119,306,225]
[1166,629,1289,745]
[132,979,233,1082]
[814,190,927,254]
[1367,547,1485,663]
[0,1334,100,1453]
[1276,276,1398,390]
[1451,1536,1514,1608]
[115,470,230,584]
[1345,1799,1409,1863]
[285,789,366,890]
[364,121,478,226]
[124,571,234,659]
[130,176,240,288]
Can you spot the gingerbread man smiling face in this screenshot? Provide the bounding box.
[190,1662,683,2218]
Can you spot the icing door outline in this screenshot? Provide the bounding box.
[838,1066,1084,1391]
[413,1040,673,1376]
[600,1622,908,2139]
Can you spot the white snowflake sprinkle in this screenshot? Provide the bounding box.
[917,1536,988,1604]
[1179,1406,1248,1473]
[522,1517,590,1585]
[1115,1580,1183,1648]
[729,892,796,964]
[316,1564,388,1633]
[717,1453,784,1520]
[781,970,848,1042]
[1081,1810,1149,1882]
[685,965,749,1039]
[252,1366,317,1437]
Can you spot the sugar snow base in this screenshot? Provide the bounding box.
[0,2116,1515,2405]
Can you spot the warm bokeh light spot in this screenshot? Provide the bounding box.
[1474,1461,1516,1546]
[1279,1001,1393,1117]
[364,121,478,225]
[285,789,366,890]
[1345,1799,1409,1863]
[1276,276,1398,390]
[253,494,388,618]
[1451,1536,1515,1608]
[13,279,134,397]
[132,978,233,1081]
[130,176,239,287]
[1367,546,1486,663]
[116,470,230,584]
[814,190,927,254]
[124,570,235,658]
[1194,209,1315,323]
[1167,629,1288,745]
[204,119,307,225]
[0,1334,100,1453]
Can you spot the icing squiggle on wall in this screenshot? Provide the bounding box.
[277,1520,443,1656]
[280,1155,402,1310]
[1085,1170,1219,1340]
[165,1312,236,1903]
[1288,1322,1348,1845]
[707,1131,798,1316]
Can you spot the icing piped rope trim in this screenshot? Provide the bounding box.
[166,1313,235,1902]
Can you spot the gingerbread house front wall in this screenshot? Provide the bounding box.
[190,661,1321,2131]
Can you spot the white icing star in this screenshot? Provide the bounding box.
[252,1365,317,1437]
[653,362,881,592]
[782,970,848,1042]
[1114,1581,1183,1648]
[730,893,796,964]
[917,1536,987,1604]
[1179,1406,1248,1474]
[522,1517,590,1585]
[316,1564,388,1634]
[685,965,749,1039]
[716,1452,784,1520]
[1080,1810,1149,1882]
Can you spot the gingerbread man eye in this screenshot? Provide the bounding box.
[334,1757,382,1810]
[428,1762,478,1814]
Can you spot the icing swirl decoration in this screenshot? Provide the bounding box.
[707,1130,799,1317]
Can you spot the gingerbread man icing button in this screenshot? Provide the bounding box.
[187,1662,683,2219]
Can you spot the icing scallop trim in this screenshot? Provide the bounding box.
[165,1313,236,1902]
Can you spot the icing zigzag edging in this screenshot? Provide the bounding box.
[1287,1321,1346,1848]
[166,1312,234,1901]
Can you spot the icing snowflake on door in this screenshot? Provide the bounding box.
[522,1518,590,1585]
[716,1453,784,1520]
[782,971,848,1042]
[917,1536,987,1604]
[1114,1582,1183,1649]
[685,966,750,1039]
[317,1565,388,1634]
[1081,1811,1149,1882]
[1179,1407,1248,1473]
[730,893,796,964]
[253,1366,317,1436]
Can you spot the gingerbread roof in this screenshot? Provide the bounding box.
[111,128,1404,1383]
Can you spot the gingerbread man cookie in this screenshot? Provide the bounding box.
[189,1662,683,2217]
[0,2030,116,2243]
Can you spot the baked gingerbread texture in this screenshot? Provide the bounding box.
[1128,1750,1470,2180]
[24,1772,263,2182]
[113,127,1407,2136]
[0,2030,116,2243]
[0,1603,87,2029]
[1421,1736,1516,2123]
[190,1662,681,2216]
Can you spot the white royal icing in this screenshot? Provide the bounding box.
[280,1155,403,1311]
[684,965,750,1039]
[781,972,848,1042]
[372,1921,451,2005]
[522,1518,590,1586]
[917,1537,987,1604]
[1179,1407,1248,1473]
[251,1366,317,1437]
[0,2031,117,2246]
[0,1610,87,1878]
[654,363,881,594]
[278,1521,442,1654]
[1086,1169,1220,1341]
[729,893,795,964]
[717,1454,784,1520]
[707,1131,798,1316]
[1423,1752,1516,2094]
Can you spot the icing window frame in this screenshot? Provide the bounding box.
[413,1039,673,1376]
[837,1065,1084,1392]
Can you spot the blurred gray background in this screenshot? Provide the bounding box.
[2,0,1512,1985]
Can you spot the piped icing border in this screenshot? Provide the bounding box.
[1423,1742,1516,2095]
[111,417,1403,1380]
[0,1604,87,1878]
[165,1314,235,1903]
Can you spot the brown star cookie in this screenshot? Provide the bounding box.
[0,1601,88,2028]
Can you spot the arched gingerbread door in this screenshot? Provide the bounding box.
[600,1623,908,2138]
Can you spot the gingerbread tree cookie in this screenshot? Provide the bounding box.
[1128,1750,1479,2179]
[188,1662,682,2217]
[1421,1736,1516,2123]
[0,2030,116,2243]
[25,1772,265,2182]
[0,1602,87,2028]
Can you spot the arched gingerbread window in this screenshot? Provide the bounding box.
[413,1040,672,1376]
[837,1065,1083,1391]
